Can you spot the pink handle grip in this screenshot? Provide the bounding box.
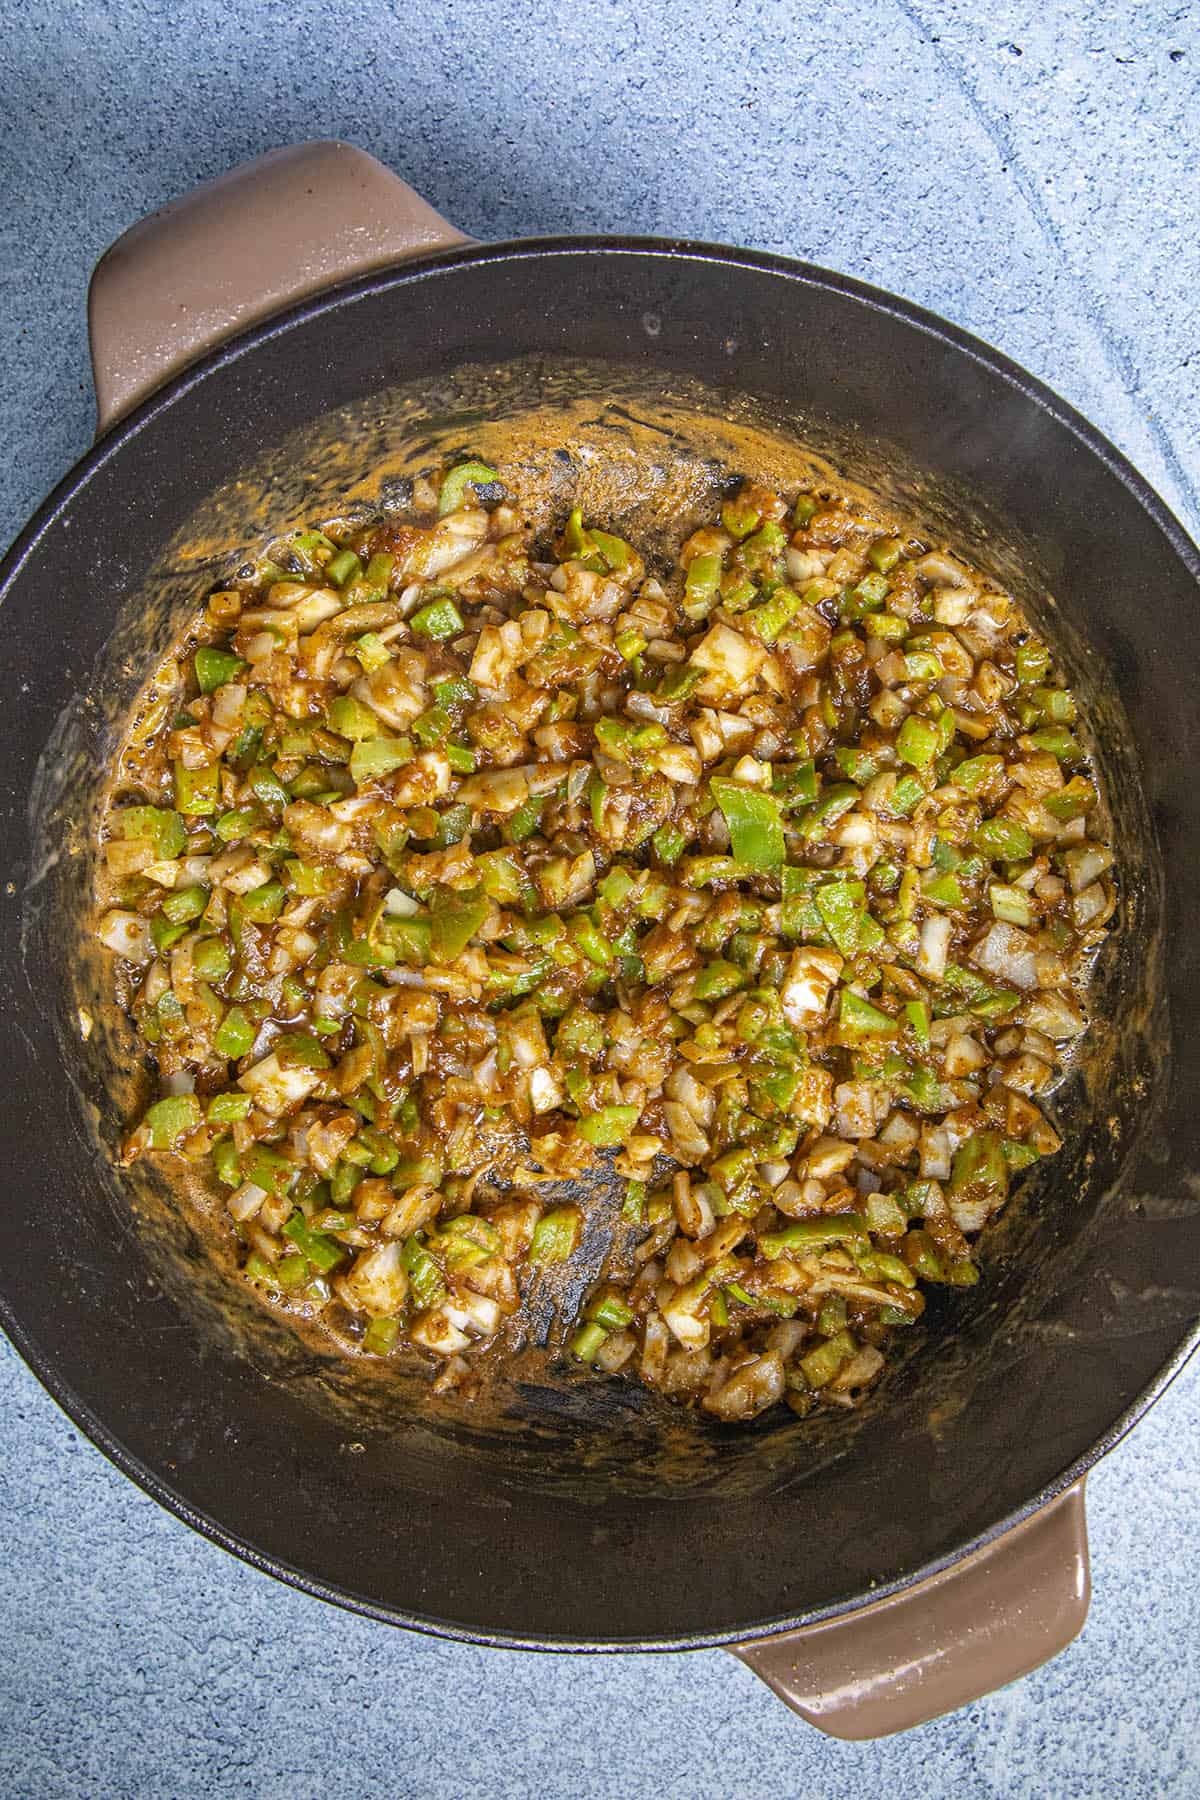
[730,1480,1089,1739]
[88,140,469,433]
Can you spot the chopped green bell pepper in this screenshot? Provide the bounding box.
[710,780,785,869]
[438,460,499,515]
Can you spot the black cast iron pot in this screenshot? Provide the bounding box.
[1,142,1197,1738]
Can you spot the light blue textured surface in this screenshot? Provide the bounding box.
[1,2,1198,1793]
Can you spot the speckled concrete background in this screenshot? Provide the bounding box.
[1,2,1197,1794]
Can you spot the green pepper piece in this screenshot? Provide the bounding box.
[206,1091,253,1124]
[903,1227,946,1281]
[193,936,232,981]
[571,1321,609,1363]
[401,1236,448,1310]
[194,646,247,693]
[1015,639,1051,686]
[244,1148,293,1196]
[1045,777,1095,822]
[622,1179,646,1224]
[864,1192,908,1239]
[113,805,187,860]
[868,536,905,573]
[283,859,333,898]
[815,878,866,955]
[649,822,686,865]
[710,779,785,870]
[761,1215,870,1258]
[569,914,612,968]
[721,493,762,540]
[683,553,723,617]
[434,802,472,848]
[412,705,452,747]
[213,808,258,844]
[325,548,362,587]
[529,1204,583,1263]
[475,848,532,905]
[973,818,1033,861]
[328,695,383,741]
[274,1032,332,1071]
[904,998,931,1050]
[143,1094,201,1149]
[283,1211,346,1273]
[656,664,705,704]
[212,1137,241,1187]
[796,783,860,840]
[838,990,897,1036]
[149,915,187,953]
[363,1316,400,1355]
[952,754,1004,795]
[948,1131,1009,1209]
[596,865,635,911]
[556,1004,606,1058]
[709,1147,760,1212]
[240,879,285,924]
[430,887,489,961]
[940,963,1021,1020]
[350,737,413,783]
[328,1160,357,1206]
[356,550,394,594]
[438,460,499,515]
[902,649,943,682]
[747,587,803,644]
[692,959,744,1001]
[410,596,465,640]
[921,869,964,909]
[353,632,392,674]
[240,1252,279,1289]
[249,765,290,809]
[896,713,941,769]
[161,883,210,927]
[886,774,926,818]
[777,866,821,940]
[800,1329,859,1389]
[841,571,889,620]
[1029,727,1081,763]
[589,528,630,571]
[832,745,877,786]
[344,937,398,969]
[173,761,220,816]
[1032,685,1077,725]
[740,521,787,577]
[214,1006,256,1059]
[990,883,1033,926]
[504,792,545,844]
[577,1104,639,1147]
[588,1294,635,1331]
[559,506,590,558]
[772,762,819,811]
[378,917,432,966]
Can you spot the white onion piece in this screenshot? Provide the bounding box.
[917,915,952,980]
[97,911,153,962]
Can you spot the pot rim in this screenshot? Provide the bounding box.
[3,232,1198,1651]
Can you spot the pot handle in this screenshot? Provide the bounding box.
[730,1478,1089,1739]
[88,141,470,434]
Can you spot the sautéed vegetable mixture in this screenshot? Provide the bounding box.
[96,459,1115,1420]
